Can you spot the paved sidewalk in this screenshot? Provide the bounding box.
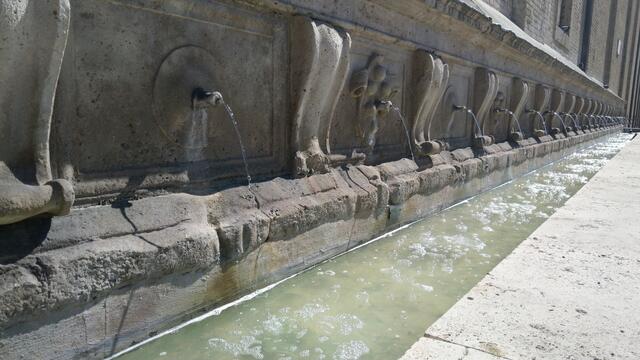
[402,136,640,360]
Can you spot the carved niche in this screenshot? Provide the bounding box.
[410,50,449,155]
[291,16,351,176]
[349,54,399,158]
[0,0,75,225]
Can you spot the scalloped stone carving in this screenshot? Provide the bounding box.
[291,16,352,177]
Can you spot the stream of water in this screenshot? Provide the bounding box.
[116,134,629,360]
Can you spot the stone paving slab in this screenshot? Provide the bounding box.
[401,136,640,360]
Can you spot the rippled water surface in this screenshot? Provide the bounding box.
[118,134,630,360]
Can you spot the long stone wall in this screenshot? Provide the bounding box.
[0,0,628,358]
[0,128,621,359]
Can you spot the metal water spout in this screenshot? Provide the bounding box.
[191,88,252,187]
[454,105,493,148]
[526,109,548,137]
[192,87,223,109]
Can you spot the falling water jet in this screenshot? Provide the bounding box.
[390,105,415,161]
[533,110,548,135]
[192,88,252,188]
[221,101,252,188]
[563,113,580,134]
[496,108,523,141]
[543,111,568,136]
[453,105,482,137]
[454,105,492,148]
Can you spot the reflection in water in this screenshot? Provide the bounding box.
[117,134,630,360]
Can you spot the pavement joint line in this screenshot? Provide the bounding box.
[423,334,515,360]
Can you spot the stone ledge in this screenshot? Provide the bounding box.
[0,223,219,327]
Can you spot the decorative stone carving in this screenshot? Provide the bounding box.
[593,101,602,128]
[411,50,450,155]
[574,96,586,130]
[575,97,585,116]
[583,99,594,130]
[563,93,579,133]
[532,84,551,138]
[472,67,499,147]
[291,16,351,176]
[0,0,75,225]
[508,78,530,142]
[548,88,566,136]
[349,54,399,157]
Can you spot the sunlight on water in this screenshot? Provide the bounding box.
[118,134,630,360]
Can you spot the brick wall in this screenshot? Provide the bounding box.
[607,0,629,93]
[514,0,585,64]
[482,0,513,17]
[482,0,638,99]
[586,0,612,81]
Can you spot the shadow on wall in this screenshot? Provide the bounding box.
[0,218,51,265]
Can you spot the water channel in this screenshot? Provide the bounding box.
[116,134,630,360]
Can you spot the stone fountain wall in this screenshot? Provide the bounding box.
[0,0,627,358]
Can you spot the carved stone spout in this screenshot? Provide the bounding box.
[0,0,75,225]
[350,54,399,157]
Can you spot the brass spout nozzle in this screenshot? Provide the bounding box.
[192,87,223,109]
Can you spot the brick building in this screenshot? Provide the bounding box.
[484,0,640,126]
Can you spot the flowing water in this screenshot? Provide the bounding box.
[116,134,630,360]
[532,111,548,135]
[391,106,415,161]
[567,114,580,132]
[506,110,523,134]
[465,109,483,138]
[222,101,252,187]
[551,112,568,133]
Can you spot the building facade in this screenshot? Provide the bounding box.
[486,0,640,125]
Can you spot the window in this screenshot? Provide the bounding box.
[558,0,573,32]
[578,0,594,70]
